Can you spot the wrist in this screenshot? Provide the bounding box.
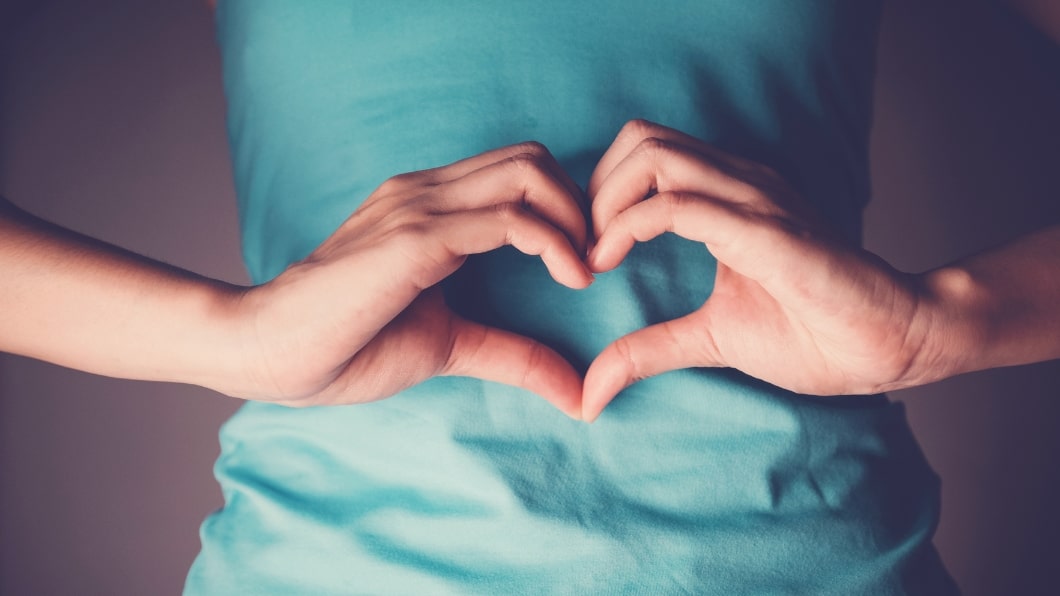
[217,278,322,404]
[158,279,255,398]
[898,265,995,389]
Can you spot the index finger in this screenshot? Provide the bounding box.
[588,119,756,200]
[436,151,590,254]
[590,137,761,238]
[416,142,588,212]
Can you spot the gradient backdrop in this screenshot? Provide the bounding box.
[1,1,1058,594]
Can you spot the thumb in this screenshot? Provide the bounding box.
[441,317,583,420]
[582,314,723,422]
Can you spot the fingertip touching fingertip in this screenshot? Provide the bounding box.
[577,262,596,287]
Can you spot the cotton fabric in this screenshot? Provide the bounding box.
[186,2,958,593]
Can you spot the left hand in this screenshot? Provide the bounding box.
[231,142,593,416]
[581,120,933,421]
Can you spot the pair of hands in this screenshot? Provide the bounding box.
[234,120,930,421]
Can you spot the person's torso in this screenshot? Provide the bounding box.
[186,3,957,593]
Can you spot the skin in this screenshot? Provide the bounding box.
[580,120,1060,421]
[233,142,593,415]
[1,3,1057,422]
[4,120,1058,424]
[0,143,593,418]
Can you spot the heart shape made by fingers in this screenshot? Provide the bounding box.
[575,120,920,421]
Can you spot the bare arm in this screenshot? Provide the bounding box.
[0,142,592,416]
[581,120,1060,419]
[909,225,1060,387]
[0,195,246,393]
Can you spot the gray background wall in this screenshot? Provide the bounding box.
[1,1,1058,594]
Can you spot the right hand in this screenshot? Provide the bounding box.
[231,142,593,418]
[582,120,932,420]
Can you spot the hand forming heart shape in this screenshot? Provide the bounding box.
[578,119,926,421]
[235,119,928,423]
[232,141,592,416]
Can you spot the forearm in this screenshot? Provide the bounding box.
[907,224,1060,387]
[0,196,248,394]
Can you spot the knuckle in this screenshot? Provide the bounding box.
[660,190,684,207]
[660,190,692,216]
[491,201,524,223]
[442,323,481,377]
[638,136,672,155]
[630,136,678,169]
[375,177,402,195]
[376,172,421,194]
[611,337,640,380]
[506,151,547,174]
[619,118,658,143]
[691,313,723,364]
[504,154,552,200]
[520,340,546,389]
[512,140,549,158]
[658,192,678,221]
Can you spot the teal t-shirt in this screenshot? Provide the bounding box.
[187,2,958,593]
